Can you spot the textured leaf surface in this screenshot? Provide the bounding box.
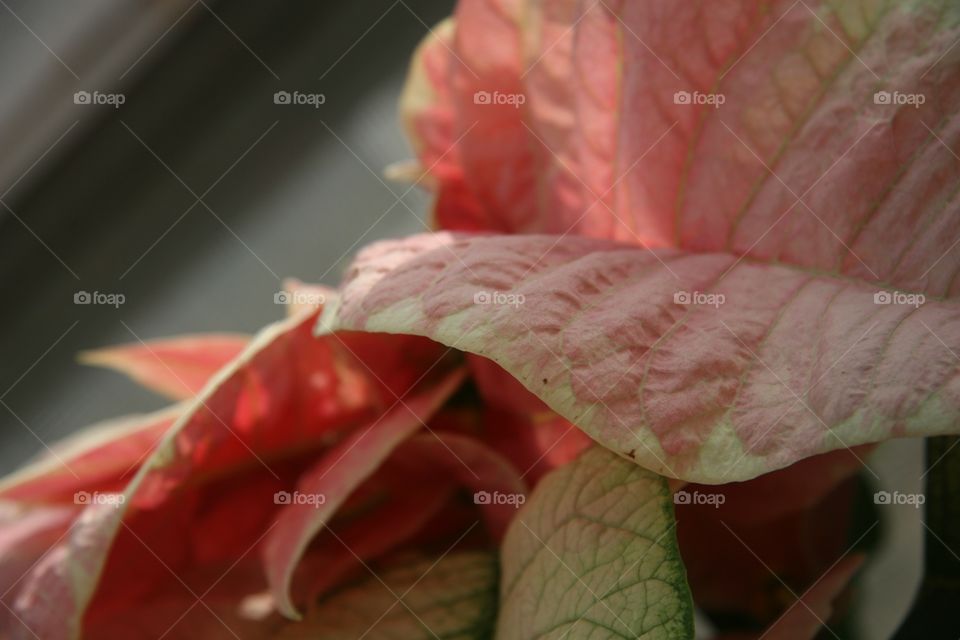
[276,552,498,640]
[385,0,960,482]
[496,446,692,639]
[322,232,960,482]
[404,0,960,296]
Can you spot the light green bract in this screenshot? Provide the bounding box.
[276,552,499,640]
[496,447,693,640]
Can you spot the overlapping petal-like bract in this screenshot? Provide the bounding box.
[321,232,960,482]
[350,2,960,633]
[262,370,465,619]
[357,0,960,482]
[0,291,546,639]
[405,0,960,284]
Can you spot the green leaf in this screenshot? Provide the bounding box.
[275,552,499,640]
[496,447,693,640]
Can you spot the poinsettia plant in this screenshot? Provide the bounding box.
[2,0,959,638]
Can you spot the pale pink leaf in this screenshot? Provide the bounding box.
[405,1,960,294]
[322,232,960,482]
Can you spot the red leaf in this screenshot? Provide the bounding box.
[80,335,249,400]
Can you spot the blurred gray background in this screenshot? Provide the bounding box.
[0,0,452,472]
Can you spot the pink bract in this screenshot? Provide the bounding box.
[337,0,960,482]
[0,289,573,639]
